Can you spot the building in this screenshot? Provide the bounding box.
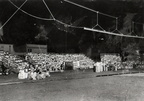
[26,44,47,54]
[0,44,14,53]
[0,44,47,55]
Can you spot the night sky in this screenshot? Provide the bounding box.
[0,0,143,53]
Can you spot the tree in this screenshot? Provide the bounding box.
[35,25,50,44]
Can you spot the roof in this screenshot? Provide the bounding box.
[26,44,47,48]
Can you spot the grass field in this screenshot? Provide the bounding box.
[0,69,144,101]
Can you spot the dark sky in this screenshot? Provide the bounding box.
[0,0,143,53]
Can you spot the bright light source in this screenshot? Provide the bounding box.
[100,38,104,40]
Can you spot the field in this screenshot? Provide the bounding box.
[0,69,144,101]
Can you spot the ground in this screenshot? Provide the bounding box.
[0,69,144,101]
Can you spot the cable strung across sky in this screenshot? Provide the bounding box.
[63,0,144,39]
[63,0,117,19]
[42,0,85,29]
[8,0,144,39]
[84,27,144,39]
[9,0,83,29]
[9,0,54,21]
[0,0,27,30]
[42,0,55,20]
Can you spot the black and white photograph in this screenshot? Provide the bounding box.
[0,0,144,101]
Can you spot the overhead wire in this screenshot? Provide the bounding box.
[38,0,144,39]
[9,0,54,21]
[63,0,116,19]
[112,17,123,34]
[127,21,144,36]
[84,27,144,39]
[9,0,84,29]
[0,0,27,30]
[63,0,144,38]
[41,0,84,29]
[8,0,144,39]
[92,11,105,31]
[42,0,56,20]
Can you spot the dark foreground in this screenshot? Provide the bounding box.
[0,69,144,101]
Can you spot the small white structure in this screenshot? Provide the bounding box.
[0,44,14,54]
[0,44,47,55]
[26,44,47,54]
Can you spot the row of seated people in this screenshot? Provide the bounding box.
[0,52,51,80]
[0,52,124,75]
[0,52,95,79]
[0,51,135,79]
[26,53,95,71]
[18,63,50,80]
[0,51,29,75]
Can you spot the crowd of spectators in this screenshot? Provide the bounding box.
[26,53,95,72]
[0,51,95,80]
[0,51,26,75]
[101,54,122,71]
[1,52,132,80]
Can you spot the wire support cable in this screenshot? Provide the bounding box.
[126,21,137,36]
[9,0,54,21]
[42,0,55,20]
[9,0,84,29]
[0,0,27,30]
[92,11,105,31]
[112,17,122,34]
[84,27,144,39]
[42,0,84,29]
[63,0,116,19]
